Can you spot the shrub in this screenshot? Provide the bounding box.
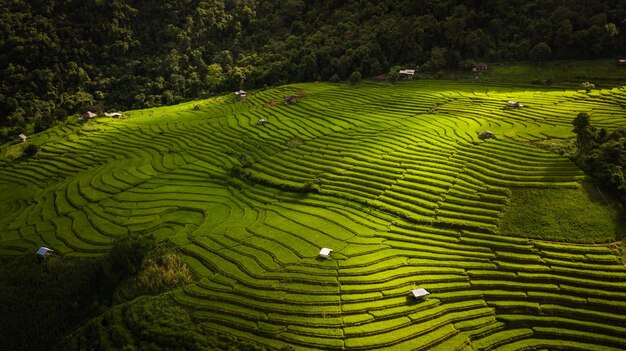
[102,234,156,291]
[387,66,401,84]
[114,247,194,302]
[23,144,39,157]
[348,71,361,85]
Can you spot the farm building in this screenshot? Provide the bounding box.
[257,118,267,126]
[284,95,298,104]
[473,63,489,72]
[479,130,496,140]
[410,288,430,300]
[618,59,626,66]
[235,90,247,99]
[36,247,54,261]
[506,100,523,108]
[105,112,123,118]
[399,69,415,78]
[319,248,333,259]
[81,111,97,120]
[14,134,27,143]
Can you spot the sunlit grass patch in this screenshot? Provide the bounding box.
[500,182,625,243]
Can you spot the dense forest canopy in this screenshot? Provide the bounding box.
[2,0,626,137]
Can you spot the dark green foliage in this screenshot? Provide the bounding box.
[63,295,268,351]
[349,71,362,85]
[387,65,401,83]
[530,42,552,62]
[22,143,39,157]
[573,112,596,156]
[572,114,626,205]
[0,255,105,351]
[103,234,155,285]
[3,0,626,141]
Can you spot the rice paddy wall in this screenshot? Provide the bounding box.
[2,81,626,350]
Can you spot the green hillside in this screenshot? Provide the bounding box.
[1,80,626,350]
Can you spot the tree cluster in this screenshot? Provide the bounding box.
[572,112,626,205]
[2,0,626,139]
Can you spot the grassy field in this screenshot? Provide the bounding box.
[445,59,626,88]
[1,78,626,350]
[501,183,626,243]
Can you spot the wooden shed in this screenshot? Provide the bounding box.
[36,247,54,261]
[81,111,97,120]
[399,69,415,78]
[473,63,489,72]
[506,101,523,108]
[479,130,496,140]
[14,134,27,143]
[284,95,298,104]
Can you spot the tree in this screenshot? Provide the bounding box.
[572,112,596,158]
[348,71,361,85]
[581,82,595,93]
[204,64,224,94]
[23,144,39,157]
[530,42,551,62]
[428,47,447,70]
[387,65,401,84]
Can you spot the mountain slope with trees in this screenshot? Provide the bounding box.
[2,0,626,139]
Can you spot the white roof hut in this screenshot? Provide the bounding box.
[235,90,247,98]
[319,248,333,259]
[399,69,415,77]
[257,118,267,126]
[15,134,27,143]
[506,100,523,108]
[81,111,97,120]
[36,247,54,257]
[410,288,430,300]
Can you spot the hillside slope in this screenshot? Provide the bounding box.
[1,81,626,350]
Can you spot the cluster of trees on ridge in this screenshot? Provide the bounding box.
[2,0,626,140]
[573,113,626,206]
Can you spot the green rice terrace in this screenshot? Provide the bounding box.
[2,80,626,350]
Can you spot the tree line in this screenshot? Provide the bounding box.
[573,112,626,206]
[2,0,626,139]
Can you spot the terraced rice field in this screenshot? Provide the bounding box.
[2,81,626,350]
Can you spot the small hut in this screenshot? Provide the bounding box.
[410,288,430,300]
[399,69,416,78]
[618,59,626,67]
[36,247,54,262]
[319,248,333,259]
[14,134,27,143]
[506,101,523,109]
[473,63,489,72]
[257,118,267,126]
[479,130,496,140]
[235,90,247,99]
[81,111,97,120]
[105,112,123,118]
[193,105,201,110]
[284,95,298,104]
